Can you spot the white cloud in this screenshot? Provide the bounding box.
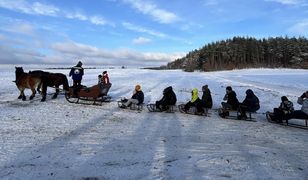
[122,22,166,38]
[203,0,219,6]
[32,2,59,16]
[0,22,35,36]
[0,0,112,26]
[0,38,185,66]
[49,41,186,65]
[65,12,87,21]
[0,0,59,16]
[132,37,152,45]
[90,16,107,25]
[264,0,302,5]
[123,0,180,24]
[288,19,308,34]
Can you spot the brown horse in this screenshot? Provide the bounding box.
[14,67,42,101]
[29,70,69,102]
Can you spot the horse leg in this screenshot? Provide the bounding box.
[21,90,26,101]
[18,92,23,99]
[37,82,42,93]
[29,88,36,100]
[41,83,47,102]
[52,86,59,99]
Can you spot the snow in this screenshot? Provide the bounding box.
[1,65,308,179]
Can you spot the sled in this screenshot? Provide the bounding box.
[117,99,144,111]
[178,104,209,116]
[266,111,308,129]
[218,108,256,122]
[65,84,112,105]
[146,104,176,113]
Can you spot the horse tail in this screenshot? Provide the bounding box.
[62,74,70,91]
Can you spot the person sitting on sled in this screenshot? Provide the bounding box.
[219,86,239,118]
[183,88,204,114]
[155,86,177,111]
[267,96,294,123]
[201,85,213,109]
[98,71,111,96]
[237,89,260,120]
[286,91,308,120]
[120,84,144,108]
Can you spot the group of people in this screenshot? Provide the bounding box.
[68,61,308,121]
[267,91,308,123]
[219,86,260,120]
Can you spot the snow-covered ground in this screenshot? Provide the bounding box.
[0,65,308,179]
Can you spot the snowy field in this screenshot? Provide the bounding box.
[0,64,308,179]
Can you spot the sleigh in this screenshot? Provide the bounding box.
[65,83,112,105]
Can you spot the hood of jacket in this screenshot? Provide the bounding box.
[191,88,199,103]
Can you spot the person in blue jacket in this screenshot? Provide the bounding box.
[69,61,84,88]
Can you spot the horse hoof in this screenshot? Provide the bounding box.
[18,95,22,99]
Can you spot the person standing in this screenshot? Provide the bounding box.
[69,61,84,88]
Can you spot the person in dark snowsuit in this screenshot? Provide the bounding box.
[237,89,260,120]
[219,86,239,118]
[201,85,213,109]
[155,86,177,111]
[268,96,294,123]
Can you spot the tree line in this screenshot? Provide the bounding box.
[166,36,308,71]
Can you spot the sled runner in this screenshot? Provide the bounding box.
[146,104,176,113]
[117,98,144,111]
[218,108,256,122]
[65,84,111,105]
[178,104,209,116]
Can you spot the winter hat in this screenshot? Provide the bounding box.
[245,89,254,97]
[281,96,288,102]
[202,85,208,91]
[103,71,107,74]
[77,61,82,66]
[226,86,232,91]
[135,84,141,91]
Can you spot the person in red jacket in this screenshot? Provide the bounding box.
[98,71,111,96]
[101,71,110,84]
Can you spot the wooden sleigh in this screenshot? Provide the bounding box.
[65,83,112,105]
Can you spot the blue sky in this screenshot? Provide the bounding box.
[0,0,308,67]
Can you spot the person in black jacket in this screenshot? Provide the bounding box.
[156,86,177,111]
[120,84,144,108]
[237,89,260,119]
[201,85,213,109]
[219,86,239,118]
[267,96,294,123]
